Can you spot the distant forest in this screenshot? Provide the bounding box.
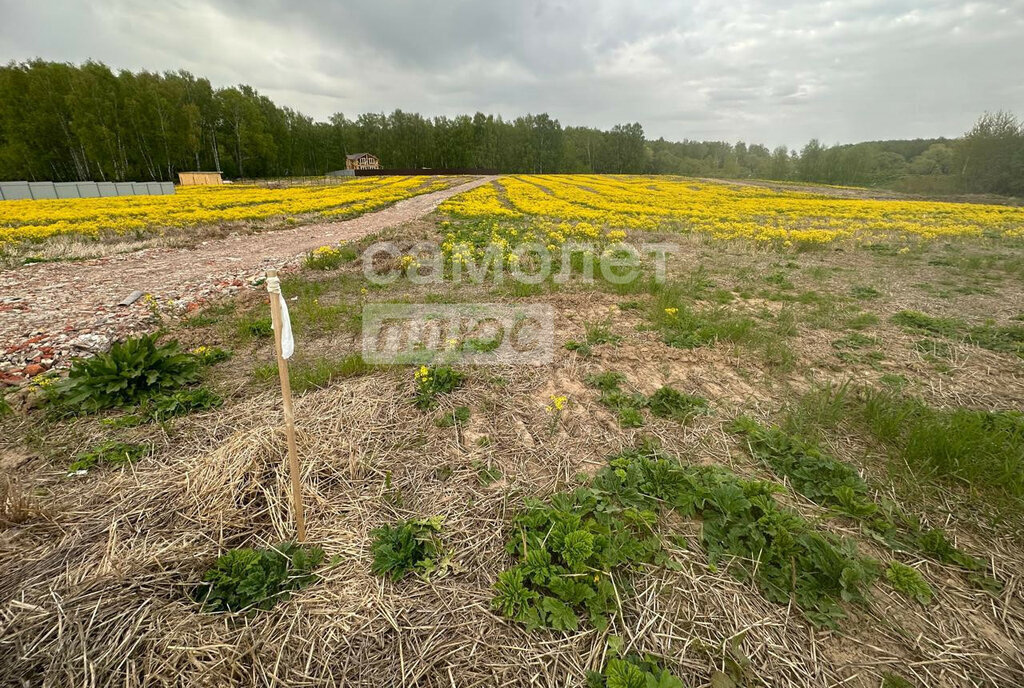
[1,60,1022,196]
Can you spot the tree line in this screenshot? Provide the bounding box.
[1,60,1020,196]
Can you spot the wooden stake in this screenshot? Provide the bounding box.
[267,269,306,542]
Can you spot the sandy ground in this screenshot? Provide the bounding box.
[0,176,496,378]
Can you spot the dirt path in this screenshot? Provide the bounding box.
[0,176,497,381]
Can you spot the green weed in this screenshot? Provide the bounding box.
[646,386,709,422]
[892,310,1023,357]
[56,334,202,413]
[191,346,231,365]
[110,387,224,427]
[235,314,274,340]
[182,301,237,328]
[465,337,501,353]
[584,319,622,346]
[585,371,626,392]
[474,460,502,486]
[304,245,356,270]
[916,528,984,571]
[892,310,964,337]
[370,517,448,582]
[584,371,646,427]
[735,412,992,571]
[651,291,795,371]
[436,405,471,428]
[885,561,933,605]
[564,340,593,356]
[764,270,795,290]
[193,542,324,612]
[617,407,644,428]
[732,416,886,525]
[654,303,758,349]
[850,285,881,299]
[413,366,465,409]
[881,673,916,688]
[785,384,1024,512]
[494,446,877,631]
[586,653,682,688]
[287,354,373,393]
[859,390,1024,502]
[832,333,878,350]
[68,440,150,473]
[846,312,880,330]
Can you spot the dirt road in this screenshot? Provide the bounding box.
[0,176,497,381]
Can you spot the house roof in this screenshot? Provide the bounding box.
[345,153,376,160]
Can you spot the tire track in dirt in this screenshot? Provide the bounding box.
[0,176,497,380]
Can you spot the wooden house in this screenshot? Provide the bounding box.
[345,153,381,171]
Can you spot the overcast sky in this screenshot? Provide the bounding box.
[2,0,1022,148]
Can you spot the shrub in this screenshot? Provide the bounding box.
[885,561,933,605]
[194,542,324,612]
[647,386,708,422]
[68,441,150,473]
[370,517,448,581]
[57,334,202,412]
[413,366,464,409]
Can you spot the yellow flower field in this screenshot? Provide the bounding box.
[0,176,450,245]
[442,175,1024,245]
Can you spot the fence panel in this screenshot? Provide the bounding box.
[77,182,100,198]
[0,180,175,201]
[0,181,32,200]
[29,182,57,199]
[54,182,80,199]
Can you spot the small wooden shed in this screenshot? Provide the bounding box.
[178,171,223,186]
[345,153,381,171]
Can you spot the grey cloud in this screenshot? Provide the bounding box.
[1,0,1022,148]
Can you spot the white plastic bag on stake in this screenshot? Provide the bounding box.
[266,275,295,359]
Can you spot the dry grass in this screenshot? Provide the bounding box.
[3,208,1024,687]
[3,365,1024,686]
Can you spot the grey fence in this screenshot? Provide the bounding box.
[0,181,175,201]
